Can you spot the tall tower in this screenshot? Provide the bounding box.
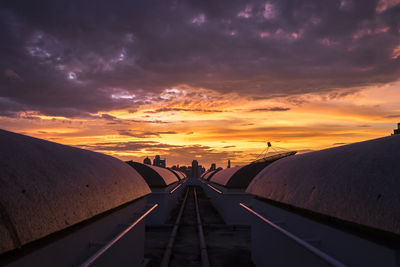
[192,160,199,178]
[227,159,231,168]
[210,163,216,171]
[153,155,161,166]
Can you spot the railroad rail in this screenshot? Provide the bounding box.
[160,186,210,267]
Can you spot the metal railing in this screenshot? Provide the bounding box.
[239,203,346,267]
[169,183,182,194]
[80,204,158,267]
[207,184,222,194]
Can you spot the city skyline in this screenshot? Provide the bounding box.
[1,0,400,167]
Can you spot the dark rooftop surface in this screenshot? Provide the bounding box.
[0,129,151,254]
[247,135,400,236]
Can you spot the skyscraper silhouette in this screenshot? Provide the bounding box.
[192,160,199,178]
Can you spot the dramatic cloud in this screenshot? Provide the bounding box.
[1,0,400,168]
[144,107,223,114]
[250,107,291,112]
[1,0,400,117]
[118,129,177,138]
[77,140,246,166]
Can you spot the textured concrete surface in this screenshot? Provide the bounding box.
[127,162,178,187]
[201,171,210,179]
[168,169,185,180]
[210,166,243,186]
[225,161,276,188]
[0,129,151,254]
[144,165,179,186]
[167,168,181,180]
[247,135,400,235]
[203,169,221,181]
[176,171,186,179]
[203,170,218,181]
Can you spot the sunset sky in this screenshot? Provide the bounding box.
[1,0,400,168]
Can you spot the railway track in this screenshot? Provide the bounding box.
[145,185,253,267]
[160,186,209,267]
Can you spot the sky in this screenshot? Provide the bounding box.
[1,0,400,168]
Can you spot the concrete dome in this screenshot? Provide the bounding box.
[204,169,220,181]
[210,166,242,186]
[167,168,182,180]
[178,171,186,178]
[247,135,400,235]
[168,169,185,180]
[126,161,178,187]
[0,129,151,254]
[200,171,209,179]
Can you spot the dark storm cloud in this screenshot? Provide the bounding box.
[144,107,223,113]
[101,113,117,120]
[250,107,291,112]
[1,0,400,117]
[118,129,177,138]
[385,114,400,118]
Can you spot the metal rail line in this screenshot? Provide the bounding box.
[160,188,190,267]
[160,187,210,267]
[194,188,210,267]
[239,203,346,267]
[80,203,158,267]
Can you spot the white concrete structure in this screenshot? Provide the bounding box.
[245,135,400,266]
[0,129,152,266]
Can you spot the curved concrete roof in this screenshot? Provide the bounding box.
[205,169,221,181]
[210,166,242,186]
[178,171,186,178]
[201,171,210,179]
[247,135,400,235]
[0,129,151,254]
[224,160,282,188]
[127,162,178,187]
[167,168,182,180]
[174,170,186,180]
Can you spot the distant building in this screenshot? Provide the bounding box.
[210,163,216,171]
[186,166,192,177]
[393,123,400,135]
[143,157,151,165]
[198,165,205,177]
[192,160,199,178]
[227,159,231,168]
[153,155,166,168]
